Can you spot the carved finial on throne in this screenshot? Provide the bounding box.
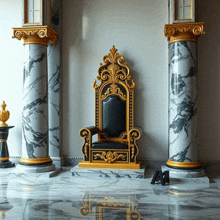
[93,46,135,89]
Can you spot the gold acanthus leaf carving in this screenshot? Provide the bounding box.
[102,83,126,100]
[94,151,126,163]
[93,46,135,89]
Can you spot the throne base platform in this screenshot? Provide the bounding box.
[71,163,146,179]
[78,161,141,169]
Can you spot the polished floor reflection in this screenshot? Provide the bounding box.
[0,166,220,219]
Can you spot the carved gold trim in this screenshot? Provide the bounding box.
[166,160,201,168]
[0,157,9,162]
[93,46,135,89]
[128,128,141,162]
[79,128,92,160]
[19,157,52,164]
[94,151,126,163]
[164,22,205,44]
[12,26,58,46]
[102,83,127,100]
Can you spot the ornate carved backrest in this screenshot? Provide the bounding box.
[93,46,136,143]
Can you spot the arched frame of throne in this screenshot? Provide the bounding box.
[78,46,142,169]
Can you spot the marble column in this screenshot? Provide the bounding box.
[48,0,62,166]
[163,23,205,176]
[12,27,58,172]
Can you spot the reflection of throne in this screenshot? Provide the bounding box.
[80,193,140,220]
[78,46,141,169]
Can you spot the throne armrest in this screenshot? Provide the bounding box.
[79,126,99,140]
[79,126,99,160]
[128,127,142,140]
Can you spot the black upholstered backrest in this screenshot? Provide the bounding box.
[102,95,126,137]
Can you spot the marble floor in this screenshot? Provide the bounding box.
[0,164,220,220]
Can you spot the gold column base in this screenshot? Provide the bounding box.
[166,160,202,169]
[78,161,141,169]
[0,157,9,162]
[19,157,52,165]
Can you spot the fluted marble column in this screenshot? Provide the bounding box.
[12,27,58,172]
[164,23,205,176]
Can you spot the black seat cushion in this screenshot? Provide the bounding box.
[102,95,126,137]
[92,141,128,149]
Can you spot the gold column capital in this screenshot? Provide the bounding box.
[12,26,58,46]
[164,22,205,44]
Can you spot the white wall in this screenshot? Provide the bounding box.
[0,0,23,157]
[61,0,169,161]
[198,0,220,162]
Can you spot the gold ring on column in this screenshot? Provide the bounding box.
[19,157,52,164]
[166,160,201,168]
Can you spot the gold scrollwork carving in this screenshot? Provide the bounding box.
[131,211,141,220]
[130,144,135,159]
[12,26,58,46]
[80,129,91,158]
[164,22,205,44]
[99,197,128,207]
[94,151,126,163]
[79,194,91,216]
[102,83,127,100]
[93,46,135,89]
[129,129,141,161]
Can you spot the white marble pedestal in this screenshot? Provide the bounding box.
[16,163,55,173]
[161,165,209,183]
[71,165,146,179]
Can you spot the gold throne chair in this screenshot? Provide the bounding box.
[78,46,141,169]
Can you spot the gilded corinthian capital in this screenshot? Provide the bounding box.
[164,22,205,44]
[12,26,58,46]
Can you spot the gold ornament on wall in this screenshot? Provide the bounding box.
[0,101,10,127]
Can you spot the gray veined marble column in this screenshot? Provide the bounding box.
[168,41,200,166]
[163,23,205,178]
[12,16,58,172]
[48,0,62,167]
[16,44,55,172]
